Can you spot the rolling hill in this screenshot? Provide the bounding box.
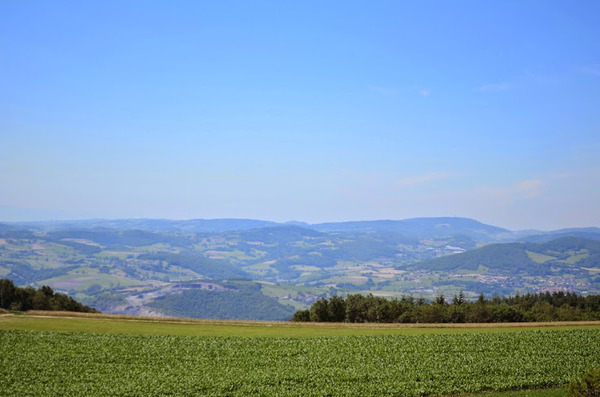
[1,217,599,319]
[414,237,600,274]
[408,237,600,296]
[311,217,511,241]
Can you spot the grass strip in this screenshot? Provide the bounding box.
[2,312,599,337]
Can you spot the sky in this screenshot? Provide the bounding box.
[1,1,600,230]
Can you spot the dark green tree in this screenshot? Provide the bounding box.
[0,279,16,309]
[310,298,330,322]
[32,289,51,310]
[452,290,465,305]
[344,294,364,322]
[291,310,310,322]
[435,294,446,305]
[328,295,346,322]
[477,293,486,305]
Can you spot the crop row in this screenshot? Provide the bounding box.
[2,329,600,396]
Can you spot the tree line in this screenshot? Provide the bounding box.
[292,291,600,323]
[0,278,97,313]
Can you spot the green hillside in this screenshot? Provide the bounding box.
[415,237,600,275]
[147,281,296,321]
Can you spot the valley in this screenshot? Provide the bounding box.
[1,217,599,320]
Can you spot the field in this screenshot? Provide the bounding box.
[1,313,600,396]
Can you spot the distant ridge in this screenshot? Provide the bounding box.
[11,218,280,233]
[518,227,600,243]
[3,217,598,242]
[311,217,510,241]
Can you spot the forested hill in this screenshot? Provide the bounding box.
[147,280,296,321]
[413,237,600,275]
[311,217,511,240]
[0,279,97,313]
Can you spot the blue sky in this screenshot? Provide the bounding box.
[1,1,599,230]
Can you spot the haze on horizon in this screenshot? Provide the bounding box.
[2,1,599,231]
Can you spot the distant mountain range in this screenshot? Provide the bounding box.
[7,216,597,240]
[4,218,280,233]
[1,217,599,320]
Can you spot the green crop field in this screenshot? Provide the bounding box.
[480,390,566,397]
[1,314,600,396]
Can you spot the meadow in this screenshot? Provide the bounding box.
[1,313,599,396]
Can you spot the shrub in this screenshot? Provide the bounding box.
[568,368,600,397]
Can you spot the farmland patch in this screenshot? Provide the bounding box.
[1,329,599,396]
